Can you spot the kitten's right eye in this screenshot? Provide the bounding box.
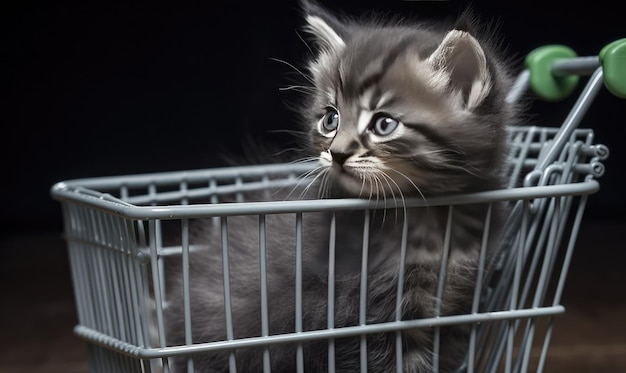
[318,108,340,137]
[371,115,400,136]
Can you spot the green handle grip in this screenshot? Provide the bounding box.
[599,38,626,99]
[525,45,579,102]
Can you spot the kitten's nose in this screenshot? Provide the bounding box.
[329,136,359,166]
[332,151,351,166]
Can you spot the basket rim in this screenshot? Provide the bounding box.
[50,176,600,220]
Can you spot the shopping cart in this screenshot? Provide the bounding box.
[51,39,625,373]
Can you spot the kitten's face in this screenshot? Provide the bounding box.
[310,38,470,198]
[301,4,512,199]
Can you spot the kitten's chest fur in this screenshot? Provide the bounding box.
[315,203,494,277]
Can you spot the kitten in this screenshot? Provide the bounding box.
[165,1,520,372]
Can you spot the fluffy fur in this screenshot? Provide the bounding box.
[165,1,520,372]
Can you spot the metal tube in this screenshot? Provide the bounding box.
[534,67,604,172]
[181,218,194,372]
[295,212,304,373]
[327,213,337,373]
[258,215,271,372]
[220,217,237,372]
[359,210,370,373]
[395,211,409,373]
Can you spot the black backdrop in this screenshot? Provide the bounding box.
[4,0,625,236]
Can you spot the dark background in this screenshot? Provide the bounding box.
[2,1,625,371]
[3,0,626,235]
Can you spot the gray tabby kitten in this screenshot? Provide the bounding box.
[165,1,519,372]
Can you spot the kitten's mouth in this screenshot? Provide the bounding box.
[320,152,390,196]
[331,162,360,177]
[330,163,353,179]
[328,163,371,195]
[327,162,414,199]
[331,162,350,174]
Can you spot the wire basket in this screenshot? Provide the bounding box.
[51,41,624,373]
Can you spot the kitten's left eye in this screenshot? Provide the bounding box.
[371,115,399,136]
[318,107,340,137]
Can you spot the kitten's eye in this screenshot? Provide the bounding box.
[322,109,339,131]
[371,115,399,136]
[318,108,340,136]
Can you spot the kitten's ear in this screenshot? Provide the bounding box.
[427,30,492,109]
[300,0,346,54]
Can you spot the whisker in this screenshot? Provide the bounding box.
[371,173,389,225]
[385,167,428,208]
[270,57,315,85]
[379,173,398,223]
[358,173,369,200]
[319,169,332,199]
[365,174,374,199]
[272,158,322,200]
[272,147,304,157]
[295,166,327,199]
[278,85,315,93]
[287,157,321,166]
[301,168,327,199]
[295,29,314,56]
[380,171,408,224]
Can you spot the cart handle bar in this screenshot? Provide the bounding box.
[525,38,626,101]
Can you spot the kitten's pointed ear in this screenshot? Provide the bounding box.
[300,0,346,54]
[427,30,492,109]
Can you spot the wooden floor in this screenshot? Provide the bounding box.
[1,219,625,373]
